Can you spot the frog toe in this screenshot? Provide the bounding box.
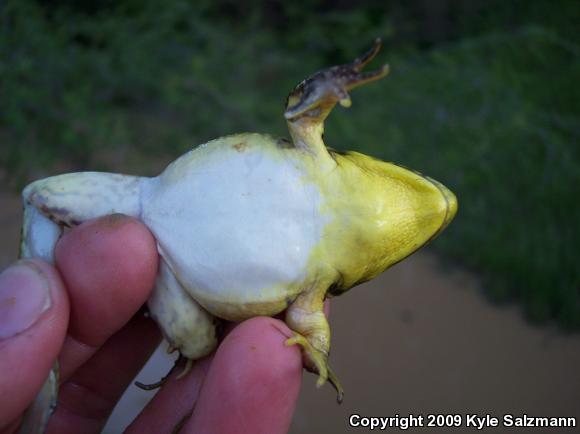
[286,332,344,402]
[175,358,193,379]
[286,333,327,381]
[328,365,345,404]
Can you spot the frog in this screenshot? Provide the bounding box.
[18,39,457,433]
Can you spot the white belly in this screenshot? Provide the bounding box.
[140,135,324,310]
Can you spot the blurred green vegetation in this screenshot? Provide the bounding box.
[1,0,579,327]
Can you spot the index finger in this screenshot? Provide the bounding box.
[43,215,161,433]
[54,214,159,380]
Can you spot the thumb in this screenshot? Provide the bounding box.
[0,260,69,430]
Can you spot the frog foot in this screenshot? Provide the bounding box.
[284,38,389,121]
[135,363,176,391]
[175,357,193,379]
[286,333,344,403]
[135,355,193,390]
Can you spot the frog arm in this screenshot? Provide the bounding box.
[285,278,344,403]
[284,38,389,156]
[145,257,219,381]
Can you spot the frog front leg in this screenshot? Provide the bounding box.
[147,259,219,379]
[285,280,344,403]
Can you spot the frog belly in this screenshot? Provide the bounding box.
[140,137,324,320]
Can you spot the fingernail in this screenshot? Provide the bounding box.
[0,261,51,340]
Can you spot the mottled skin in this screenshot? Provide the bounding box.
[18,39,457,433]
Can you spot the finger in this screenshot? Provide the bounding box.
[54,214,158,380]
[39,214,159,434]
[0,260,69,430]
[47,313,160,434]
[124,317,271,433]
[186,317,302,434]
[130,304,330,433]
[127,317,302,434]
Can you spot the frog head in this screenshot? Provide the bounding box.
[324,150,458,293]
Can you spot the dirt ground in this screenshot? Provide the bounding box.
[2,191,579,433]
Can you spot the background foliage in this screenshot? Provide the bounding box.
[1,0,579,327]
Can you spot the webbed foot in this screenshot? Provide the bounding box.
[284,38,389,121]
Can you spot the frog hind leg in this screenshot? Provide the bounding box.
[285,282,344,403]
[144,258,219,387]
[18,172,143,434]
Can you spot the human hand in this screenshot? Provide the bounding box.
[0,215,302,434]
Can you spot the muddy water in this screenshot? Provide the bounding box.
[2,191,579,433]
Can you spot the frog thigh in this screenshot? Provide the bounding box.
[20,206,62,262]
[148,258,219,360]
[21,172,143,261]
